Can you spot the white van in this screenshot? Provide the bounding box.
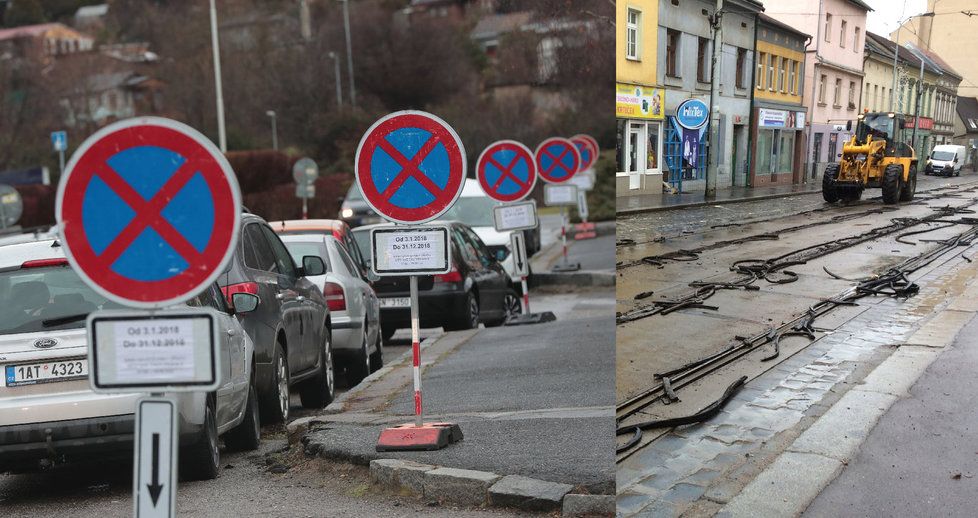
[925,145,967,177]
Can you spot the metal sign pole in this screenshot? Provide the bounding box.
[521,275,530,313]
[560,206,568,267]
[302,197,308,220]
[59,148,65,177]
[410,274,423,427]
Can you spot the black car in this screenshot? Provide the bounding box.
[219,213,332,423]
[352,221,521,341]
[338,184,384,228]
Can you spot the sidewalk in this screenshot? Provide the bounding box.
[617,183,822,215]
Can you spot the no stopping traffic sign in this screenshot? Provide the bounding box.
[56,117,241,308]
[355,111,466,224]
[535,137,581,184]
[476,140,536,202]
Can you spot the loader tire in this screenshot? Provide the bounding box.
[882,164,903,205]
[822,163,841,203]
[900,164,917,202]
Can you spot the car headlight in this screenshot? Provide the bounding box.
[340,208,354,218]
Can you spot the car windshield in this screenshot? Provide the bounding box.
[346,183,363,201]
[351,230,371,267]
[856,114,895,143]
[439,196,498,227]
[282,242,332,272]
[0,266,115,334]
[932,151,955,161]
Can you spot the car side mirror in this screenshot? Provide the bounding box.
[367,270,380,283]
[495,250,506,262]
[231,292,259,314]
[301,255,326,277]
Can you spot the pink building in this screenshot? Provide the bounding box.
[767,0,872,182]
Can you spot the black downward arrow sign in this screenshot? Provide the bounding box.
[147,433,164,506]
[515,237,524,271]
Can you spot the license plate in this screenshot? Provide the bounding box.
[5,358,88,387]
[379,297,410,309]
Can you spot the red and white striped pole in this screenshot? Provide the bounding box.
[560,206,568,266]
[409,275,423,426]
[521,275,530,313]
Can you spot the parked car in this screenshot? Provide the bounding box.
[0,240,260,479]
[438,179,541,284]
[218,213,331,424]
[268,218,370,278]
[352,222,521,340]
[925,144,967,176]
[338,183,383,228]
[279,234,383,385]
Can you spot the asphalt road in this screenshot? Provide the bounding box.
[805,314,978,518]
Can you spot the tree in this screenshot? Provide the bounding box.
[4,0,45,26]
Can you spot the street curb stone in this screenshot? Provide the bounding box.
[562,494,615,516]
[488,475,573,512]
[719,451,842,517]
[423,467,501,506]
[369,459,435,495]
[534,271,614,287]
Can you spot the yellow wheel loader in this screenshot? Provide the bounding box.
[822,111,918,205]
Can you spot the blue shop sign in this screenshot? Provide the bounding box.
[676,98,709,130]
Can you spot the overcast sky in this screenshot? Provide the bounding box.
[862,0,929,36]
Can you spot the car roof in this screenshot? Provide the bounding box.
[268,219,347,235]
[460,178,485,197]
[0,239,65,269]
[352,221,464,233]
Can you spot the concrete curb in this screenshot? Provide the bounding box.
[369,459,611,515]
[533,271,615,288]
[720,306,977,516]
[617,188,821,216]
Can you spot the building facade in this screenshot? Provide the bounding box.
[954,97,978,157]
[905,44,962,149]
[653,0,763,193]
[891,0,978,100]
[768,0,871,183]
[750,14,809,187]
[616,0,663,196]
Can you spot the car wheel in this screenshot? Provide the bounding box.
[225,382,261,452]
[369,330,384,372]
[299,331,335,409]
[485,290,521,327]
[347,331,371,386]
[181,396,220,481]
[381,325,397,343]
[446,291,479,331]
[260,343,290,424]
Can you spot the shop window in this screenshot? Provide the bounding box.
[779,131,794,172]
[626,8,640,60]
[663,120,708,185]
[666,29,680,77]
[618,120,662,175]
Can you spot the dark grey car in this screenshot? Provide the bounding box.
[218,213,332,424]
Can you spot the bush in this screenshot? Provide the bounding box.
[15,184,55,228]
[225,150,293,195]
[243,172,353,222]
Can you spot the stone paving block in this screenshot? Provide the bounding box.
[487,475,572,512]
[789,388,898,462]
[633,498,686,518]
[368,458,435,495]
[661,482,707,504]
[635,468,680,491]
[562,494,614,517]
[423,467,500,506]
[617,491,658,516]
[905,309,973,347]
[720,452,843,518]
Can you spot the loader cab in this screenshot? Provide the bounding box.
[855,112,913,158]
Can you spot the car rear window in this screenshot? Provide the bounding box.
[351,230,371,267]
[0,266,115,334]
[439,196,497,227]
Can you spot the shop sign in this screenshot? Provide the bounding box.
[759,109,805,129]
[676,98,709,130]
[904,117,934,130]
[616,83,664,120]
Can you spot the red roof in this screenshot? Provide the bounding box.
[0,23,66,42]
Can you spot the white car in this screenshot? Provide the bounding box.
[279,234,382,386]
[438,179,540,285]
[0,240,261,479]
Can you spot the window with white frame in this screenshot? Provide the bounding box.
[834,77,842,106]
[825,14,832,42]
[840,20,847,48]
[853,27,861,52]
[778,57,786,93]
[819,74,827,103]
[767,54,775,90]
[848,81,856,108]
[626,8,640,60]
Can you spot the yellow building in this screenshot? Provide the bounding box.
[616,1,665,196]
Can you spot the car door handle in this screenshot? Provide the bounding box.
[276,293,285,300]
[227,329,238,337]
[297,296,306,302]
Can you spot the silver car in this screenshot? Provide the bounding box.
[280,234,382,385]
[0,240,261,480]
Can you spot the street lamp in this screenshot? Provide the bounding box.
[209,0,227,152]
[891,12,935,112]
[339,0,357,107]
[328,51,343,109]
[266,110,278,151]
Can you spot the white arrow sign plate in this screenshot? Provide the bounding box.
[510,231,529,277]
[134,396,178,518]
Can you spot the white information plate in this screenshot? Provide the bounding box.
[510,232,530,278]
[493,200,539,232]
[87,309,220,393]
[379,297,411,309]
[567,169,595,191]
[370,225,451,276]
[544,184,579,206]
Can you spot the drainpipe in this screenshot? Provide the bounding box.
[806,0,824,182]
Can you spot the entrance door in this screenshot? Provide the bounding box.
[811,132,823,179]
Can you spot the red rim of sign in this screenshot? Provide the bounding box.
[55,117,241,309]
[355,110,466,225]
[535,137,581,184]
[476,140,537,202]
[570,134,598,172]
